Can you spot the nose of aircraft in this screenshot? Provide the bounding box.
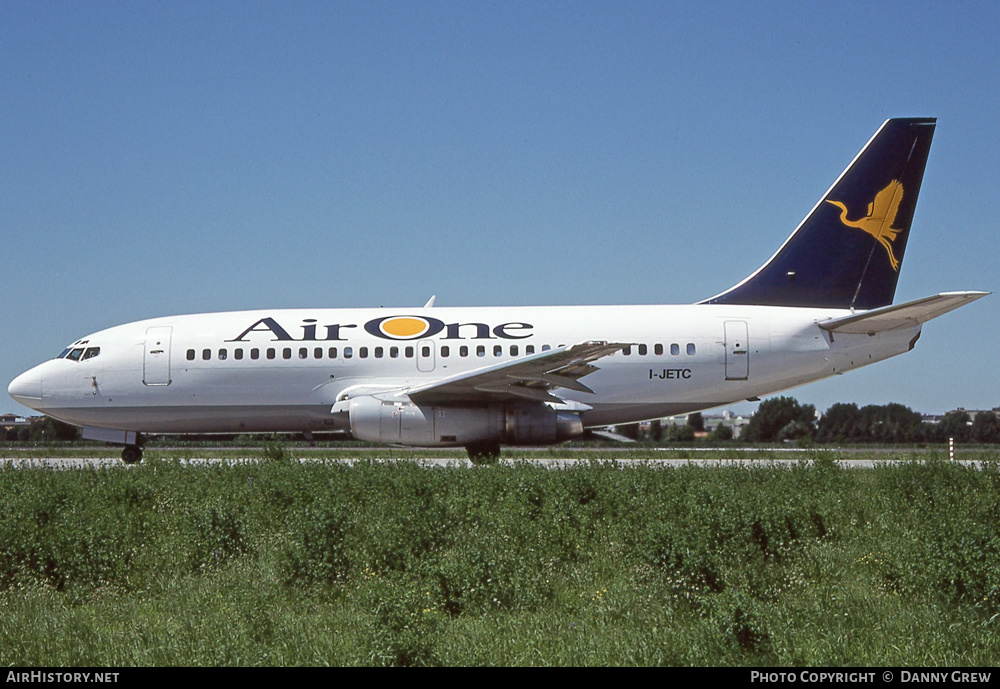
[8,367,43,405]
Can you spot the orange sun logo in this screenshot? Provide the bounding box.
[378,317,431,339]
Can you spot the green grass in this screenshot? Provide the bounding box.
[1,454,999,665]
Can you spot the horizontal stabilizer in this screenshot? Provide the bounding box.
[590,429,638,444]
[818,291,989,335]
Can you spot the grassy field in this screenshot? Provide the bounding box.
[1,450,999,665]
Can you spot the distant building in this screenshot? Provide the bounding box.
[923,408,999,425]
[659,411,749,438]
[952,408,1000,422]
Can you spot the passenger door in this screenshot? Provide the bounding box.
[724,321,749,380]
[143,326,172,386]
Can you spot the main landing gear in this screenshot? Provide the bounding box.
[121,443,143,464]
[465,441,501,464]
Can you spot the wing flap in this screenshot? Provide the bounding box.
[507,372,595,394]
[818,291,988,334]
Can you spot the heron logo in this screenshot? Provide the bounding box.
[826,180,905,270]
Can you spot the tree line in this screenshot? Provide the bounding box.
[615,397,1000,445]
[5,398,1000,445]
[743,397,1000,444]
[1,417,81,443]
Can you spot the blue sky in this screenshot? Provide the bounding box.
[3,1,997,418]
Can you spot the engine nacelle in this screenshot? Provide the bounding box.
[348,396,583,447]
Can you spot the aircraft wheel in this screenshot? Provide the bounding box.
[121,445,143,464]
[466,441,501,465]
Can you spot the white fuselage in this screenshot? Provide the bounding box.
[9,303,918,435]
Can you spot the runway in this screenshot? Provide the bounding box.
[0,455,989,470]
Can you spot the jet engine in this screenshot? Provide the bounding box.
[347,395,583,447]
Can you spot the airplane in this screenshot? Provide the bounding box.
[8,117,988,463]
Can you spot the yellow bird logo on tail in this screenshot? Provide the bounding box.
[826,180,905,271]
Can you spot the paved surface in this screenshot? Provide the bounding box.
[0,456,990,470]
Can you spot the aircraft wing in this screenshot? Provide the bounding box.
[406,341,629,404]
[818,291,989,335]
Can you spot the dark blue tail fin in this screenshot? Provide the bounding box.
[702,118,936,309]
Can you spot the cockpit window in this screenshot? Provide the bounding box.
[60,346,101,361]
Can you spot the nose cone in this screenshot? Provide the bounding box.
[8,367,43,405]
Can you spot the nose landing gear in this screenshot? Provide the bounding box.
[81,427,145,464]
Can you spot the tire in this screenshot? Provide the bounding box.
[465,441,501,465]
[121,445,143,464]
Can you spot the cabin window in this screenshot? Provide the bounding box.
[542,345,551,352]
[526,345,535,355]
[344,347,353,359]
[459,345,468,357]
[421,345,430,358]
[638,344,647,356]
[251,348,260,360]
[440,346,449,357]
[494,345,502,357]
[299,348,308,359]
[186,349,195,361]
[510,345,518,356]
[390,346,399,358]
[218,349,228,360]
[282,348,291,360]
[687,343,696,355]
[328,347,338,358]
[202,349,211,361]
[267,348,276,360]
[375,347,384,358]
[477,345,485,357]
[670,343,680,355]
[405,346,414,358]
[359,347,368,359]
[622,346,631,356]
[235,349,244,360]
[654,344,663,356]
[314,347,323,359]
